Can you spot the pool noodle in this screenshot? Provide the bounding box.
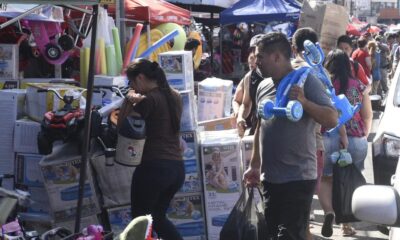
[95,47,101,75]
[99,38,107,75]
[83,47,90,88]
[106,45,117,76]
[123,23,143,72]
[138,29,179,59]
[80,48,86,88]
[112,27,123,74]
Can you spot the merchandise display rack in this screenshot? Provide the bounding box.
[0,0,104,234]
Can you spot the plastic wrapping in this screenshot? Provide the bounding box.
[198,78,233,121]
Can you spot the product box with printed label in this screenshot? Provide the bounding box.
[94,75,128,105]
[107,205,132,236]
[0,44,19,79]
[179,131,201,194]
[180,90,197,132]
[26,83,85,121]
[39,142,100,223]
[167,193,206,240]
[200,130,242,240]
[0,79,18,89]
[0,89,26,190]
[14,119,41,154]
[27,186,51,214]
[159,51,194,91]
[16,153,44,187]
[197,78,233,122]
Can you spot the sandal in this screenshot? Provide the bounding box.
[341,225,356,236]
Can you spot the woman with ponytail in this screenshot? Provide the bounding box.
[120,58,183,240]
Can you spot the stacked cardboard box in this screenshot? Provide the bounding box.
[200,130,242,240]
[0,44,19,88]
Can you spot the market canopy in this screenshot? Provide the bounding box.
[220,0,301,25]
[108,0,191,25]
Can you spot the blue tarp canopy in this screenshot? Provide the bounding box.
[220,0,301,25]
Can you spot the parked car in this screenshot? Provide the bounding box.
[371,65,400,186]
[352,156,400,239]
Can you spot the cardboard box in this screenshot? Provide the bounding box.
[200,130,242,240]
[180,90,197,132]
[198,117,236,131]
[39,143,100,223]
[167,193,206,240]
[94,75,128,106]
[14,119,41,154]
[159,51,194,91]
[0,79,18,89]
[0,44,19,79]
[298,1,348,54]
[0,89,26,190]
[107,205,132,236]
[19,78,77,89]
[16,153,44,187]
[197,78,233,122]
[27,186,51,214]
[26,83,84,121]
[179,131,201,194]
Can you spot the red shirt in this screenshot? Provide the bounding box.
[352,49,371,78]
[350,60,369,86]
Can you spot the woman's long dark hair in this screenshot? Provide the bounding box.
[324,49,353,94]
[126,59,181,133]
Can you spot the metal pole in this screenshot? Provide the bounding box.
[0,4,45,29]
[210,13,214,75]
[74,4,98,234]
[118,0,126,57]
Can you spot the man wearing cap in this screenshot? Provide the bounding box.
[234,34,264,137]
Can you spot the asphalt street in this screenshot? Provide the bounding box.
[309,111,391,240]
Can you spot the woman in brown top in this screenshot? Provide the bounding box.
[120,58,183,240]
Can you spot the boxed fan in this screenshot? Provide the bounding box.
[14,119,41,154]
[200,130,242,240]
[178,131,201,194]
[0,44,19,79]
[26,83,85,122]
[94,75,128,105]
[167,193,206,240]
[197,78,233,122]
[39,142,100,223]
[27,186,51,214]
[159,51,194,92]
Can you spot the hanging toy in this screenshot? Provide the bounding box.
[302,40,361,133]
[258,66,310,122]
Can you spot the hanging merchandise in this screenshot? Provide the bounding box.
[155,23,187,51]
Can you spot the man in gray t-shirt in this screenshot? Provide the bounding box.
[244,32,337,240]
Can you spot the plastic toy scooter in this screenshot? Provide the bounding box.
[258,66,311,122]
[302,40,361,133]
[27,20,73,65]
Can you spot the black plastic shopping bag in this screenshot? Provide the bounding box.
[220,187,268,240]
[332,163,366,224]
